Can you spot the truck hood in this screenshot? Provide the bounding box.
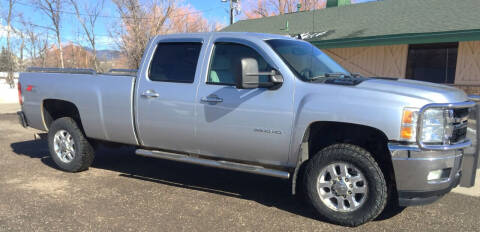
[356,78,468,103]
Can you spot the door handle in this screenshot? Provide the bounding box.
[201,95,223,103]
[141,90,159,98]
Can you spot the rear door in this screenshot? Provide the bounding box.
[135,37,207,152]
[194,37,295,166]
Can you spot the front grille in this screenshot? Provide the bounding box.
[450,108,469,144]
[451,124,467,143]
[454,108,469,119]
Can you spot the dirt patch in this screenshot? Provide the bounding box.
[77,167,114,178]
[4,178,22,185]
[11,176,70,197]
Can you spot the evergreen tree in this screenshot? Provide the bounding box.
[0,47,16,72]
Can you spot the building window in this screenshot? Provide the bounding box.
[406,43,458,84]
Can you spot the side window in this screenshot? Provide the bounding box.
[149,42,202,83]
[208,43,272,85]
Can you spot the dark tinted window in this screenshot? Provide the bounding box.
[149,42,202,83]
[406,43,458,84]
[208,43,272,85]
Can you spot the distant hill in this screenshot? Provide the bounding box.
[82,47,122,60]
[27,44,128,70]
[96,49,122,60]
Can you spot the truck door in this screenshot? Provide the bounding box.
[195,39,295,166]
[135,38,205,153]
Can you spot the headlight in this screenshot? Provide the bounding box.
[421,109,445,143]
[400,108,452,144]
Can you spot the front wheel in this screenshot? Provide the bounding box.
[48,117,95,172]
[303,144,388,227]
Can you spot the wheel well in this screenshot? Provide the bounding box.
[303,121,395,188]
[43,99,83,131]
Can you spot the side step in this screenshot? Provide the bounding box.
[135,149,290,179]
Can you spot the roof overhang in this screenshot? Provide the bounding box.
[309,29,480,48]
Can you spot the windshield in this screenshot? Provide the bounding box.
[266,39,349,81]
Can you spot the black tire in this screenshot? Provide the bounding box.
[376,187,406,220]
[47,117,95,172]
[303,143,388,227]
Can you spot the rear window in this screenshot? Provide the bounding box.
[149,42,202,83]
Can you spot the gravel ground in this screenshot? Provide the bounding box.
[0,113,479,232]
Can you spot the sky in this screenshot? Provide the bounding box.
[0,0,378,51]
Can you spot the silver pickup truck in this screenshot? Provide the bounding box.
[17,32,477,226]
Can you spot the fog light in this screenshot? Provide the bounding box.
[427,168,451,181]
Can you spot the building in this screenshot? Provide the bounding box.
[222,0,480,94]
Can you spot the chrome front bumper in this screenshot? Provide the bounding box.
[389,143,466,206]
[390,100,479,206]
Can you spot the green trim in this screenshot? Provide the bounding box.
[327,0,351,8]
[310,29,480,48]
[326,0,338,8]
[339,0,351,6]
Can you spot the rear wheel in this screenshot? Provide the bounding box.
[48,117,95,172]
[303,143,388,227]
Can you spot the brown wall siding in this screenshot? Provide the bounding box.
[322,42,480,95]
[453,85,480,95]
[455,41,480,85]
[323,45,408,78]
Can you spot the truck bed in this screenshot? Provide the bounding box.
[20,72,139,145]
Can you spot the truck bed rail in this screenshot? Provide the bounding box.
[26,67,97,75]
[105,69,138,76]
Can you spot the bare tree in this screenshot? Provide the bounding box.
[243,0,326,18]
[20,21,42,67]
[112,0,220,68]
[35,0,64,68]
[112,0,147,68]
[18,21,52,67]
[24,23,39,66]
[9,15,28,71]
[5,0,17,88]
[70,0,104,71]
[39,33,49,67]
[167,4,212,33]
[112,0,174,68]
[24,24,50,67]
[15,29,25,71]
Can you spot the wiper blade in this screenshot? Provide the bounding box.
[307,73,356,82]
[325,72,348,77]
[350,73,363,78]
[307,73,347,81]
[307,75,326,82]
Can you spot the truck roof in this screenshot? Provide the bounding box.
[152,32,297,41]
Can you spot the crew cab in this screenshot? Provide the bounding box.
[17,32,478,226]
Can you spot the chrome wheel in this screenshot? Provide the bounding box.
[53,130,76,163]
[317,162,368,212]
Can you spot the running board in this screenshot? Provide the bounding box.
[135,149,290,179]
